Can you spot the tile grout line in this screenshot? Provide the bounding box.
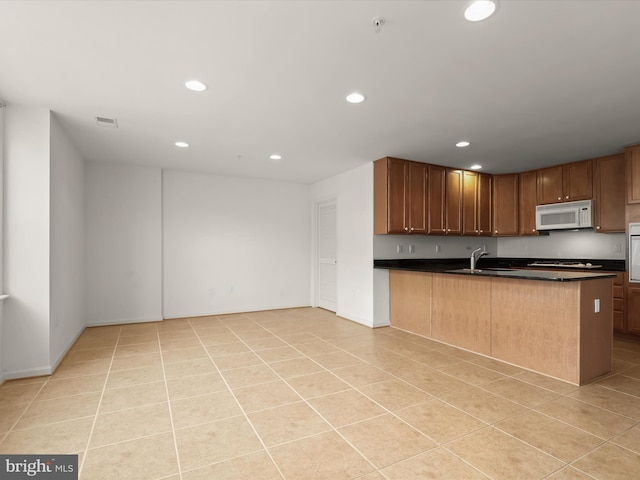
[225,317,447,475]
[157,325,185,480]
[223,315,640,478]
[11,309,637,479]
[77,326,122,479]
[0,379,49,445]
[189,315,287,480]
[255,319,602,478]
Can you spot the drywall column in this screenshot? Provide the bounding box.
[84,162,162,325]
[3,106,51,378]
[311,162,375,327]
[50,113,86,367]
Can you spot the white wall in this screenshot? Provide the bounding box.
[0,105,5,383]
[374,234,498,260]
[3,106,51,378]
[84,162,162,325]
[162,170,310,318]
[497,230,626,260]
[49,113,85,367]
[311,163,375,326]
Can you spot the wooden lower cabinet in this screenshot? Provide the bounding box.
[613,273,625,333]
[431,274,491,355]
[626,284,640,336]
[387,270,613,384]
[389,270,431,336]
[490,277,611,385]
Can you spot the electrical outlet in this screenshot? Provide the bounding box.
[614,243,622,253]
[396,245,403,254]
[594,298,600,313]
[436,244,441,253]
[409,244,415,253]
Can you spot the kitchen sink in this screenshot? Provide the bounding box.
[446,268,514,274]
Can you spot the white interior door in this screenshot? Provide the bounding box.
[317,200,337,312]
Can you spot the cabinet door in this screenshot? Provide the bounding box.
[387,158,408,234]
[626,286,640,335]
[477,173,492,236]
[594,154,625,233]
[626,145,640,204]
[408,162,427,233]
[462,171,478,236]
[389,270,431,336]
[427,164,446,234]
[445,169,463,235]
[492,174,519,236]
[518,170,538,236]
[613,273,625,333]
[537,165,564,204]
[563,160,592,201]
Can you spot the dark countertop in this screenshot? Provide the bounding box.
[374,257,623,282]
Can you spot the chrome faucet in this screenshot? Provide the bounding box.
[470,247,490,270]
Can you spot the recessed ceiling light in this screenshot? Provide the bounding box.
[269,154,282,160]
[175,141,189,148]
[456,141,471,148]
[464,0,497,22]
[470,164,483,170]
[346,92,366,104]
[185,80,207,92]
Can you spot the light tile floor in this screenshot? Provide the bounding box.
[1,307,640,479]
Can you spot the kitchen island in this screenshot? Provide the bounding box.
[376,261,616,385]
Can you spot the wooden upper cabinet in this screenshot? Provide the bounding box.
[373,157,426,234]
[427,164,446,234]
[627,144,640,204]
[537,165,563,205]
[428,166,463,235]
[518,170,538,236]
[564,160,593,201]
[537,160,592,204]
[387,158,408,233]
[408,162,427,234]
[462,171,478,236]
[463,172,492,236]
[445,169,463,235]
[492,174,519,236]
[594,154,625,233]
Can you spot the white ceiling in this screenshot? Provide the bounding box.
[2,0,640,184]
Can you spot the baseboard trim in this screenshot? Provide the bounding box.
[50,326,86,374]
[86,317,163,327]
[2,365,53,381]
[164,304,312,320]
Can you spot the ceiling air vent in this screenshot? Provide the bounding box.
[96,116,118,128]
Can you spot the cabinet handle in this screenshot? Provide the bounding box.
[565,195,569,199]
[532,229,536,232]
[494,230,498,234]
[447,228,451,232]
[404,227,409,231]
[557,196,562,200]
[596,226,601,230]
[410,227,414,231]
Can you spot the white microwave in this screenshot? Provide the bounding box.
[535,200,592,231]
